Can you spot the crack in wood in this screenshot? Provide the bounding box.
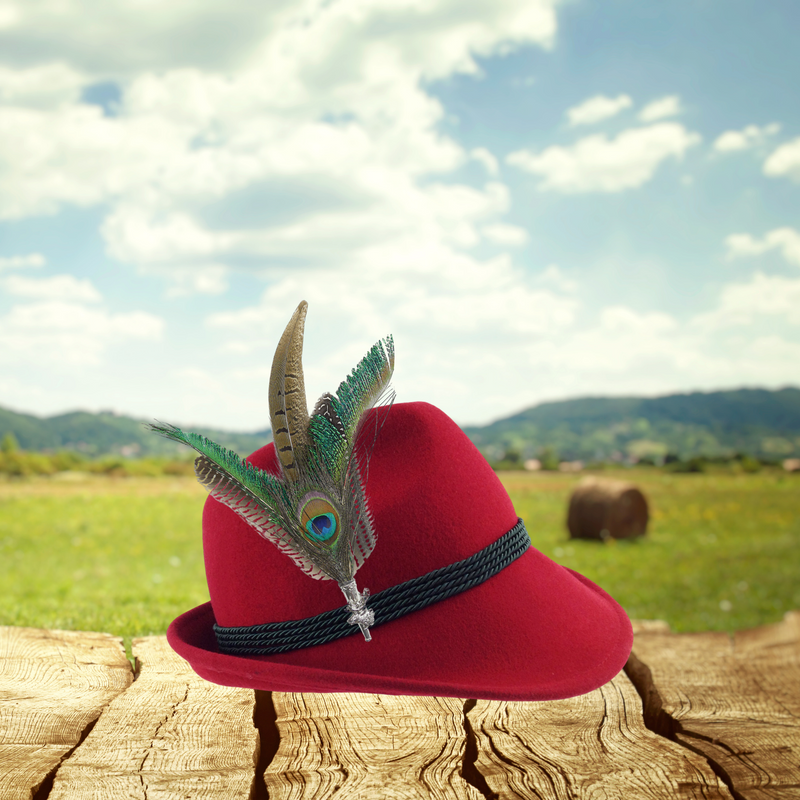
[31,714,102,800]
[667,735,747,800]
[596,687,611,756]
[625,653,744,800]
[252,690,279,800]
[264,692,480,798]
[460,699,498,800]
[0,627,134,800]
[466,673,732,799]
[135,682,191,799]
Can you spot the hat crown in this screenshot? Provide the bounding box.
[204,402,519,628]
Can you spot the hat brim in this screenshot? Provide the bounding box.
[168,547,632,701]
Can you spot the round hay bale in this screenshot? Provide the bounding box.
[566,477,649,540]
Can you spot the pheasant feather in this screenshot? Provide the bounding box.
[147,301,394,641]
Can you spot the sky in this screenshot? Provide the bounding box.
[0,0,798,432]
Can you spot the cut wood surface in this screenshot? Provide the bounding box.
[627,610,800,800]
[0,626,132,800]
[467,669,731,799]
[1,616,798,800]
[45,636,259,800]
[266,692,483,800]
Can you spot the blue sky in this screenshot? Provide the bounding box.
[0,0,798,431]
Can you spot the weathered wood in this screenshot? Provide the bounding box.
[627,611,800,799]
[0,626,132,800]
[266,692,483,800]
[2,617,797,798]
[46,635,259,799]
[467,669,731,799]
[631,618,672,634]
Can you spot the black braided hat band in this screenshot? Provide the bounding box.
[214,518,530,656]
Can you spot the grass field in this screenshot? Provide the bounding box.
[0,469,798,655]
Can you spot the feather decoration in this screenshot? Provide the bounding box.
[147,301,394,641]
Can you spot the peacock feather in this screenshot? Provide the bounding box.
[147,301,394,641]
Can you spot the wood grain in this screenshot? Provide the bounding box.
[46,635,259,799]
[467,670,732,799]
[0,626,132,800]
[265,692,483,800]
[627,611,800,800]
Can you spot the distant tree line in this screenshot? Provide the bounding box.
[1,432,796,479]
[488,443,790,474]
[0,433,195,478]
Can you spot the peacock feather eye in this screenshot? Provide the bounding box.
[298,492,340,544]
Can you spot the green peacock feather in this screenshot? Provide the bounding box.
[147,301,394,641]
[309,335,394,482]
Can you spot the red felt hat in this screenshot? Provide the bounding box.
[168,401,632,700]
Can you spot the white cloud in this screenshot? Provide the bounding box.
[0,102,193,218]
[2,274,102,302]
[506,123,701,193]
[713,123,780,153]
[471,147,499,175]
[598,305,677,334]
[0,4,20,29]
[566,94,632,126]
[0,252,45,271]
[500,293,798,419]
[0,0,558,82]
[740,336,800,373]
[128,249,800,428]
[482,223,528,246]
[724,227,800,266]
[523,307,687,380]
[101,207,234,266]
[1,2,796,427]
[102,179,511,272]
[0,63,85,108]
[203,247,580,424]
[692,272,800,330]
[638,95,682,122]
[764,137,800,182]
[0,301,164,366]
[0,2,296,75]
[0,0,561,294]
[534,264,578,293]
[164,265,230,297]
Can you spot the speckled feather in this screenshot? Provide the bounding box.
[147,302,393,587]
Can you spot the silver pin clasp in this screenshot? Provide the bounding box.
[340,579,375,641]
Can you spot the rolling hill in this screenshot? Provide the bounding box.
[462,387,800,462]
[1,386,798,462]
[0,406,269,458]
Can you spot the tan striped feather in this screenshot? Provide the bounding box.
[268,300,310,482]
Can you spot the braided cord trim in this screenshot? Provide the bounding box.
[214,519,530,655]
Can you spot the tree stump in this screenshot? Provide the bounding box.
[0,627,132,800]
[265,692,481,800]
[626,611,800,799]
[1,615,798,799]
[46,636,259,799]
[467,670,730,799]
[567,476,649,540]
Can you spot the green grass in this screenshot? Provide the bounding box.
[0,476,209,651]
[0,470,798,656]
[502,468,800,633]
